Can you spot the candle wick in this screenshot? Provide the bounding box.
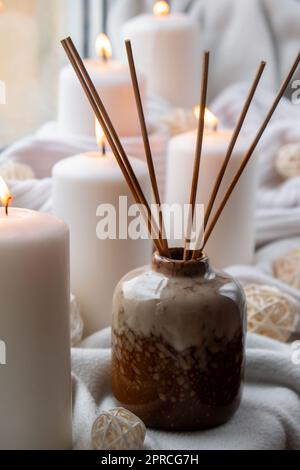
[5,196,12,217]
[102,142,106,157]
[101,49,108,63]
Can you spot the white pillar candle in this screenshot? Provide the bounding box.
[0,181,71,449]
[122,1,200,108]
[165,122,258,269]
[58,33,145,138]
[52,140,152,336]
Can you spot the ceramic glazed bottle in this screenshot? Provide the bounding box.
[112,249,246,430]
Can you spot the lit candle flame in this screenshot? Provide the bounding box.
[193,106,219,132]
[0,177,13,216]
[95,119,106,156]
[153,1,170,16]
[95,33,112,62]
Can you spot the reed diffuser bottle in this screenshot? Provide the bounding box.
[112,249,246,430]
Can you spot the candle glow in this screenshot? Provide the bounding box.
[153,1,170,16]
[0,1,4,13]
[193,106,219,132]
[95,33,113,61]
[95,118,106,156]
[0,177,13,216]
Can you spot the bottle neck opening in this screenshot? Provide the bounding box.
[152,248,210,277]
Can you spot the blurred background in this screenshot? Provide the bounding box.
[0,0,300,148]
[0,0,106,147]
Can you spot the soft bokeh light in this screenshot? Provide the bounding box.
[153,1,170,17]
[193,106,219,131]
[95,33,112,60]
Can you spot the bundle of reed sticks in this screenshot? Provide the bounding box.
[61,36,300,262]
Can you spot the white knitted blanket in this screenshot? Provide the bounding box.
[72,329,300,450]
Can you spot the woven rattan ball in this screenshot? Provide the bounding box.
[0,160,34,181]
[91,407,146,451]
[70,294,84,347]
[160,108,197,136]
[245,284,298,342]
[276,143,300,179]
[273,247,300,290]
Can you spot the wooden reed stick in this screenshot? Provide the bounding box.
[125,40,170,257]
[201,51,300,253]
[183,52,209,261]
[61,37,165,254]
[202,61,266,231]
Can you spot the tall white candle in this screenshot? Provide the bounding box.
[165,118,258,269]
[0,181,71,450]
[122,1,200,108]
[52,134,152,335]
[58,33,145,138]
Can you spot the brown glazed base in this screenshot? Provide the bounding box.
[112,327,244,431]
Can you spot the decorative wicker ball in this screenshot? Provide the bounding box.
[70,294,84,347]
[160,108,197,136]
[91,407,146,451]
[273,247,300,290]
[276,143,300,180]
[0,160,35,181]
[244,284,298,342]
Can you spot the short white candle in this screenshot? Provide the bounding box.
[52,127,152,335]
[0,180,71,450]
[58,33,145,138]
[165,113,258,268]
[122,1,200,108]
